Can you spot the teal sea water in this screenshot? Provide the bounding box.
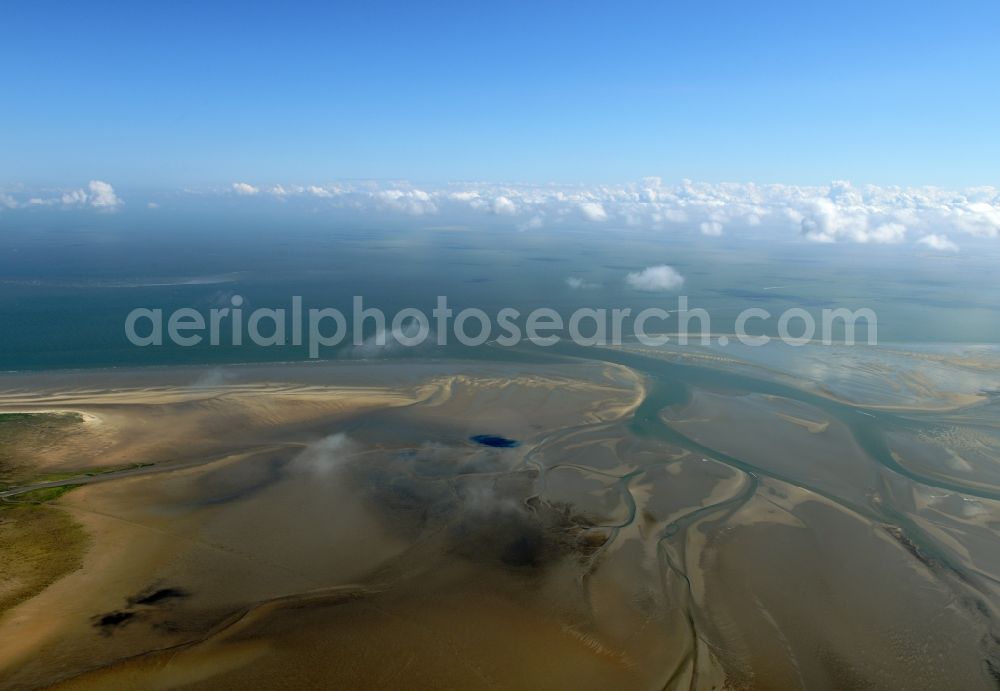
[2,204,999,371]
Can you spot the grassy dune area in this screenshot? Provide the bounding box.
[0,501,86,616]
[0,413,89,618]
[0,413,84,488]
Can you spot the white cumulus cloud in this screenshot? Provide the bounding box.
[87,180,122,209]
[492,195,517,215]
[579,201,608,221]
[625,265,685,292]
[232,182,259,196]
[61,189,88,205]
[56,180,123,210]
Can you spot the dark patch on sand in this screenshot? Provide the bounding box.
[192,453,290,506]
[93,610,136,634]
[94,585,191,635]
[984,657,1000,684]
[448,495,598,570]
[128,586,189,607]
[349,444,599,572]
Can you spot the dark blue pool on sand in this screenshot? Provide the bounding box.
[470,435,520,448]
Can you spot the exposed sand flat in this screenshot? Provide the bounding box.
[774,412,830,433]
[692,480,992,690]
[0,383,419,409]
[0,362,626,477]
[661,390,879,506]
[816,388,987,413]
[54,578,648,691]
[1,351,998,689]
[0,360,654,689]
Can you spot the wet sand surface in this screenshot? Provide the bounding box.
[0,348,998,690]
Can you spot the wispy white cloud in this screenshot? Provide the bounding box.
[343,321,437,358]
[918,233,959,252]
[699,220,723,236]
[566,276,598,289]
[518,215,545,231]
[292,433,357,477]
[625,265,685,292]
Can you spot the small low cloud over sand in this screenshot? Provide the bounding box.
[293,433,358,476]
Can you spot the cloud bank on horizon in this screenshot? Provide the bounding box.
[1,180,123,212]
[5,177,1000,252]
[219,178,999,251]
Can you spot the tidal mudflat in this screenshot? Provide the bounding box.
[0,344,997,690]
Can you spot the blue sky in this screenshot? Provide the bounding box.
[3,1,999,187]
